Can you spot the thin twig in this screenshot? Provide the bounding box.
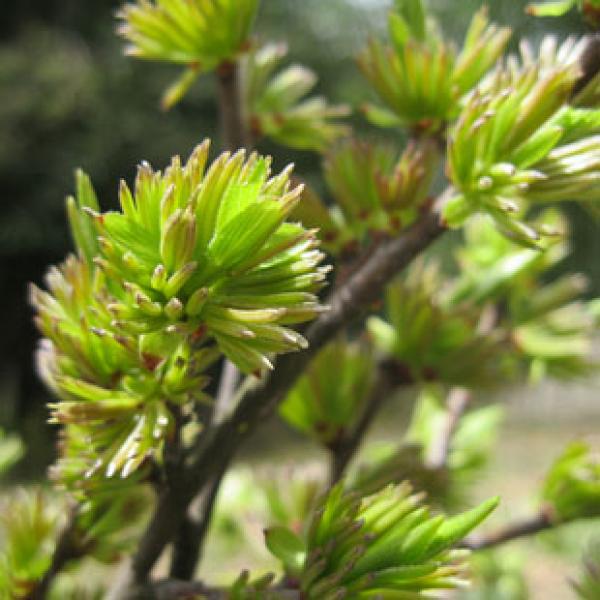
[168,362,238,579]
[426,387,471,471]
[128,579,301,600]
[463,508,555,551]
[108,209,446,595]
[169,464,227,580]
[216,61,250,151]
[328,361,413,486]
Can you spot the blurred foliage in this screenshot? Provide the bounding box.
[541,441,600,521]
[368,262,509,388]
[461,549,530,600]
[0,428,24,478]
[408,389,504,491]
[279,339,375,446]
[349,388,504,510]
[368,213,599,388]
[0,490,59,598]
[242,43,350,152]
[573,540,600,599]
[528,0,600,28]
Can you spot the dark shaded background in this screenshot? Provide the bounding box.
[0,0,597,476]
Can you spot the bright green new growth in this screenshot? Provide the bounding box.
[444,37,600,245]
[541,442,600,521]
[528,0,600,28]
[367,261,509,388]
[450,213,599,381]
[573,541,600,599]
[92,140,326,374]
[0,492,58,598]
[243,43,350,152]
[528,0,580,16]
[118,0,258,66]
[0,487,147,598]
[368,213,599,387]
[291,139,438,257]
[359,3,511,131]
[15,0,600,596]
[279,339,375,446]
[266,482,499,599]
[118,0,259,109]
[30,141,326,488]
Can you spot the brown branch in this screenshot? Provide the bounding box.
[169,464,227,580]
[128,579,300,600]
[216,61,250,151]
[426,387,471,471]
[463,508,555,551]
[108,209,446,595]
[328,360,413,486]
[168,361,237,579]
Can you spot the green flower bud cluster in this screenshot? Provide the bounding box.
[368,211,599,388]
[118,0,258,68]
[92,140,326,374]
[118,0,260,109]
[449,214,599,382]
[326,139,438,250]
[31,141,326,487]
[32,253,213,487]
[265,481,498,599]
[279,339,375,447]
[444,39,600,246]
[243,43,350,152]
[32,172,199,486]
[292,139,438,256]
[541,442,600,522]
[359,3,510,132]
[368,262,509,388]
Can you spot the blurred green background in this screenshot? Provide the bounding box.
[1,1,599,598]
